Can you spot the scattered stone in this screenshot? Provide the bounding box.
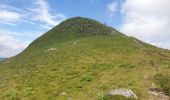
[148,86,169,100]
[45,48,57,52]
[148,90,169,100]
[107,88,138,99]
[60,92,67,96]
[158,92,169,100]
[148,91,158,96]
[73,41,77,45]
[148,83,169,100]
[50,82,56,87]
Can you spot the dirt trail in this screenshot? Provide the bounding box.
[144,75,169,100]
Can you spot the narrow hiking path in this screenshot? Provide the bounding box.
[143,75,169,100]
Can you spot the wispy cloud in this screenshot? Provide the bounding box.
[107,2,118,14]
[40,24,53,30]
[0,4,27,13]
[106,0,122,23]
[29,0,66,26]
[0,4,32,26]
[0,5,22,25]
[0,10,21,22]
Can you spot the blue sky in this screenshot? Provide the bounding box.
[0,0,170,57]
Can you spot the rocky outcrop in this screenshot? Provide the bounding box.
[107,89,138,99]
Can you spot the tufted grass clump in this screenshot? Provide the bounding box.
[154,73,170,96]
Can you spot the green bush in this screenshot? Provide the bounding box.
[154,73,170,95]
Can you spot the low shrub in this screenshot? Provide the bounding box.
[154,73,170,96]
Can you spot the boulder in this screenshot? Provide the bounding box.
[107,88,138,99]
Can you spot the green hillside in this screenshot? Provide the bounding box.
[0,17,170,100]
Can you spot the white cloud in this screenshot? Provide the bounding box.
[22,31,44,39]
[0,4,31,26]
[106,1,121,23]
[40,24,53,30]
[0,8,22,25]
[119,0,170,49]
[30,0,66,26]
[0,29,44,57]
[0,35,26,57]
[107,2,118,13]
[0,4,26,13]
[0,29,42,38]
[0,10,20,22]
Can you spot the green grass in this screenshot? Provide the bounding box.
[0,17,170,99]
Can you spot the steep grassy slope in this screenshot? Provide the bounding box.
[24,17,117,55]
[0,17,170,100]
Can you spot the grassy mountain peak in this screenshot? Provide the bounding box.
[30,17,119,45]
[24,17,122,54]
[0,17,170,100]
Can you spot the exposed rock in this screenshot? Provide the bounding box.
[148,83,169,100]
[158,92,169,100]
[45,48,57,52]
[73,41,77,45]
[60,92,67,96]
[107,89,138,99]
[148,91,169,100]
[148,89,169,100]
